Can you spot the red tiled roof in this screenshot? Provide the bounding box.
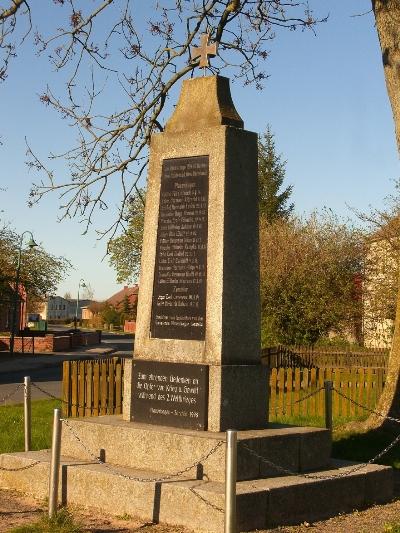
[106,285,139,308]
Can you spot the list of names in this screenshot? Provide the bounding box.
[150,156,209,340]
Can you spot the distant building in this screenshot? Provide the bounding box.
[363,238,397,349]
[81,306,94,321]
[0,283,26,332]
[41,296,93,321]
[106,285,138,333]
[79,286,139,330]
[106,285,139,309]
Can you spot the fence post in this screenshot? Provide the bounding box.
[225,429,237,533]
[266,366,270,425]
[324,380,333,431]
[24,376,31,452]
[48,408,62,518]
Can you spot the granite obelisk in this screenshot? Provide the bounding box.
[123,74,268,432]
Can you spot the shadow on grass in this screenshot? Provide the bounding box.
[272,414,400,470]
[332,425,400,469]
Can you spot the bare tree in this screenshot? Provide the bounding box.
[0,0,31,82]
[2,1,324,239]
[82,282,95,300]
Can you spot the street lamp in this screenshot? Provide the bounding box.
[9,231,38,355]
[74,278,86,330]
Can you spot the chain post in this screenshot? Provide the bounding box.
[324,381,333,432]
[48,409,62,518]
[24,377,31,451]
[224,429,237,533]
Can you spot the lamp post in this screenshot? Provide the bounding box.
[9,231,38,356]
[74,278,86,330]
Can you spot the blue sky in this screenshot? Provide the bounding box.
[0,1,399,300]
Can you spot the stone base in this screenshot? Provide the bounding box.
[59,416,331,483]
[0,451,393,533]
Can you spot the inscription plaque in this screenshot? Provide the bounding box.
[132,360,209,430]
[150,155,209,340]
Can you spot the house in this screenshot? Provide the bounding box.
[106,285,139,310]
[41,296,93,321]
[0,283,26,332]
[363,240,397,348]
[363,219,400,348]
[80,286,139,331]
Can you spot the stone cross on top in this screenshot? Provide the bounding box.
[191,33,218,69]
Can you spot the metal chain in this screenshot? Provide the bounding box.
[31,382,61,401]
[30,380,400,425]
[30,382,123,411]
[240,431,400,480]
[272,386,324,417]
[189,486,224,513]
[0,383,23,404]
[333,387,400,425]
[61,418,224,482]
[0,460,41,472]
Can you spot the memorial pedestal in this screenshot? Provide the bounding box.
[124,76,266,432]
[0,420,393,533]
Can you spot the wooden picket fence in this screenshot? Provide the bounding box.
[62,357,386,422]
[269,366,386,420]
[62,358,125,417]
[262,345,389,369]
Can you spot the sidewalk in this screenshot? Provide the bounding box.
[0,344,122,375]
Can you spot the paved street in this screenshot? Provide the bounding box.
[0,332,133,405]
[101,332,134,355]
[0,379,62,405]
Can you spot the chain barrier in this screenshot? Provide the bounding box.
[0,460,41,472]
[31,382,61,402]
[271,382,400,428]
[333,387,400,425]
[8,379,399,485]
[240,425,400,481]
[30,382,122,411]
[0,383,23,405]
[272,386,324,417]
[61,418,224,483]
[189,486,224,513]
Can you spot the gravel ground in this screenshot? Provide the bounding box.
[1,488,399,533]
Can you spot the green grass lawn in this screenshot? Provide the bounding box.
[0,399,61,453]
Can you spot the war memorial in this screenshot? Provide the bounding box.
[0,35,393,533]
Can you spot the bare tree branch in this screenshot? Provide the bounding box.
[0,1,326,239]
[0,0,26,21]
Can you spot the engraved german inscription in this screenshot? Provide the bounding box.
[151,155,209,340]
[132,360,209,430]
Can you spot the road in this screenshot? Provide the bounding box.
[101,333,134,355]
[0,331,133,405]
[0,380,61,405]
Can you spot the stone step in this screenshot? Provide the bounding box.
[0,451,392,532]
[60,415,332,482]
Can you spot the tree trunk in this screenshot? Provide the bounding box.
[366,1,400,428]
[372,1,400,151]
